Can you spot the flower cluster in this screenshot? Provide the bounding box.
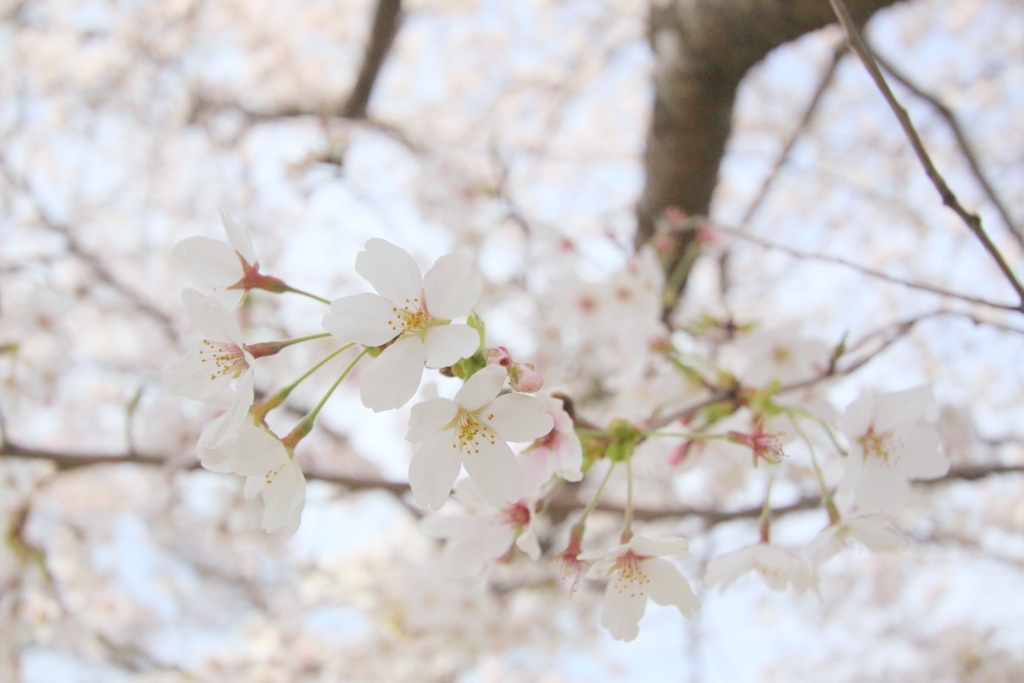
[164,213,953,644]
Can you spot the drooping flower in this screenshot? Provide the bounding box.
[323,238,482,412]
[807,515,907,565]
[165,289,255,447]
[519,393,583,496]
[580,535,700,642]
[199,421,306,535]
[172,210,281,309]
[726,414,787,467]
[420,479,540,578]
[704,543,817,593]
[839,386,948,511]
[405,365,554,510]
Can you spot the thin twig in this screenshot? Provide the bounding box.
[741,39,847,227]
[828,0,1024,308]
[710,220,1019,311]
[872,49,1024,251]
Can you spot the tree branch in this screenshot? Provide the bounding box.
[342,0,403,119]
[870,48,1024,252]
[5,441,1021,524]
[828,0,1024,308]
[638,0,902,311]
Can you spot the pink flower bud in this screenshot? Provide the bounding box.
[510,362,544,393]
[484,346,514,368]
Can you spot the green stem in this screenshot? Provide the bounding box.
[251,343,354,422]
[638,430,730,441]
[759,469,776,543]
[621,458,634,543]
[284,285,332,305]
[789,415,841,525]
[578,462,618,526]
[283,347,370,448]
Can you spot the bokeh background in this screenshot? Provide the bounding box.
[2,0,1024,680]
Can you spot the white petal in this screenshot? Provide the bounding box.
[407,398,459,443]
[841,392,875,439]
[643,558,700,618]
[704,547,756,590]
[848,516,907,551]
[601,571,647,642]
[323,293,401,346]
[875,386,933,432]
[355,238,423,304]
[440,541,492,579]
[854,464,910,511]
[519,451,555,497]
[164,347,232,399]
[173,237,243,289]
[276,504,304,538]
[198,371,254,447]
[629,535,689,558]
[181,288,245,345]
[485,393,554,443]
[462,439,523,507]
[420,513,473,539]
[262,460,306,534]
[894,425,947,479]
[219,209,256,265]
[359,336,426,412]
[579,543,628,564]
[422,252,482,320]
[454,365,506,411]
[515,526,541,560]
[224,424,289,476]
[408,436,463,511]
[423,324,479,368]
[196,438,234,472]
[243,474,264,498]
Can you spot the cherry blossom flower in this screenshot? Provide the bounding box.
[704,543,817,593]
[580,535,700,642]
[808,515,907,565]
[726,325,830,387]
[199,421,306,535]
[420,480,540,578]
[172,210,275,309]
[165,289,255,446]
[726,414,787,467]
[405,365,554,510]
[839,386,948,511]
[519,393,583,496]
[322,238,482,412]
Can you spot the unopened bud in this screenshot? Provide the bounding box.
[510,362,543,393]
[484,346,514,368]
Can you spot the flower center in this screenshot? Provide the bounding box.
[503,502,531,528]
[198,339,249,381]
[614,552,650,598]
[771,345,792,364]
[387,296,434,336]
[859,428,897,464]
[453,410,497,454]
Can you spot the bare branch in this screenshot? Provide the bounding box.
[740,39,848,227]
[342,0,403,119]
[870,49,1024,251]
[0,160,178,341]
[6,440,1021,526]
[709,220,1022,311]
[828,0,1024,308]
